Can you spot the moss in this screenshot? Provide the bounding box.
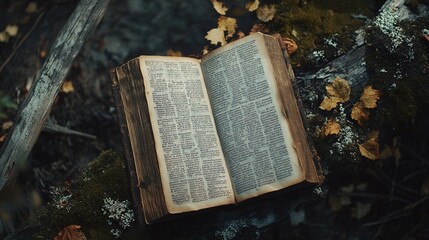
[32,150,135,239]
[365,19,429,129]
[270,0,370,70]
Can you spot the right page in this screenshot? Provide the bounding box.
[201,33,305,202]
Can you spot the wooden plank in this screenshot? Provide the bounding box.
[0,0,110,191]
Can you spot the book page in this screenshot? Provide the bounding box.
[201,33,305,202]
[139,56,235,213]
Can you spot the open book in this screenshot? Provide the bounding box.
[110,32,323,224]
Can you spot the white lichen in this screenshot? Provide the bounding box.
[332,104,356,154]
[102,198,134,238]
[373,7,411,52]
[310,50,325,61]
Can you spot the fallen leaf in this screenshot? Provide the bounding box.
[0,32,9,43]
[424,34,429,42]
[246,0,260,12]
[319,77,350,111]
[2,121,13,130]
[326,76,351,102]
[210,0,228,15]
[0,134,6,142]
[351,102,370,126]
[359,137,380,160]
[54,225,86,240]
[283,37,298,56]
[5,25,18,37]
[218,16,237,39]
[359,86,381,108]
[320,96,341,111]
[352,202,372,219]
[321,119,340,137]
[205,28,227,46]
[62,80,74,93]
[250,23,269,34]
[26,2,38,13]
[166,49,182,57]
[256,4,276,22]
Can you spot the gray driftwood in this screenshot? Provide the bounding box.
[0,0,110,191]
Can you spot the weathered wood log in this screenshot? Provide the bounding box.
[297,0,428,100]
[0,0,110,191]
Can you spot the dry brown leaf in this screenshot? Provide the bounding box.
[249,23,269,34]
[246,0,260,12]
[54,225,86,240]
[205,28,227,46]
[359,137,380,160]
[218,16,237,39]
[5,25,18,37]
[321,119,340,137]
[62,80,74,93]
[256,4,276,22]
[320,96,341,111]
[26,2,38,13]
[2,121,13,130]
[166,49,182,57]
[319,77,350,111]
[424,35,429,42]
[359,86,381,109]
[351,102,370,126]
[0,134,7,143]
[326,76,351,102]
[210,0,228,15]
[283,37,298,56]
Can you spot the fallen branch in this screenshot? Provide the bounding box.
[0,0,110,192]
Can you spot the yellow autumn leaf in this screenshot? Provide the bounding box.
[320,96,341,111]
[359,137,380,160]
[351,102,369,126]
[359,86,381,109]
[5,25,18,37]
[205,28,227,46]
[246,0,260,12]
[218,16,237,39]
[166,49,182,57]
[62,80,75,93]
[210,0,228,15]
[256,4,276,22]
[283,37,298,56]
[321,119,340,137]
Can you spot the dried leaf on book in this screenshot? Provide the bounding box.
[205,28,227,46]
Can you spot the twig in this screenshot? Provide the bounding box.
[43,122,96,140]
[362,196,429,227]
[0,12,45,73]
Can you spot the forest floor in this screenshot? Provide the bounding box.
[1,0,429,239]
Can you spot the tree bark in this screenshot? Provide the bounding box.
[0,0,110,191]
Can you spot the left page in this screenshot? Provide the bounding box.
[138,56,235,214]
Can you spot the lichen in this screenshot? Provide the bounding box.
[32,150,137,240]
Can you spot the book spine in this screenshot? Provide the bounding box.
[274,34,324,183]
[110,69,146,225]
